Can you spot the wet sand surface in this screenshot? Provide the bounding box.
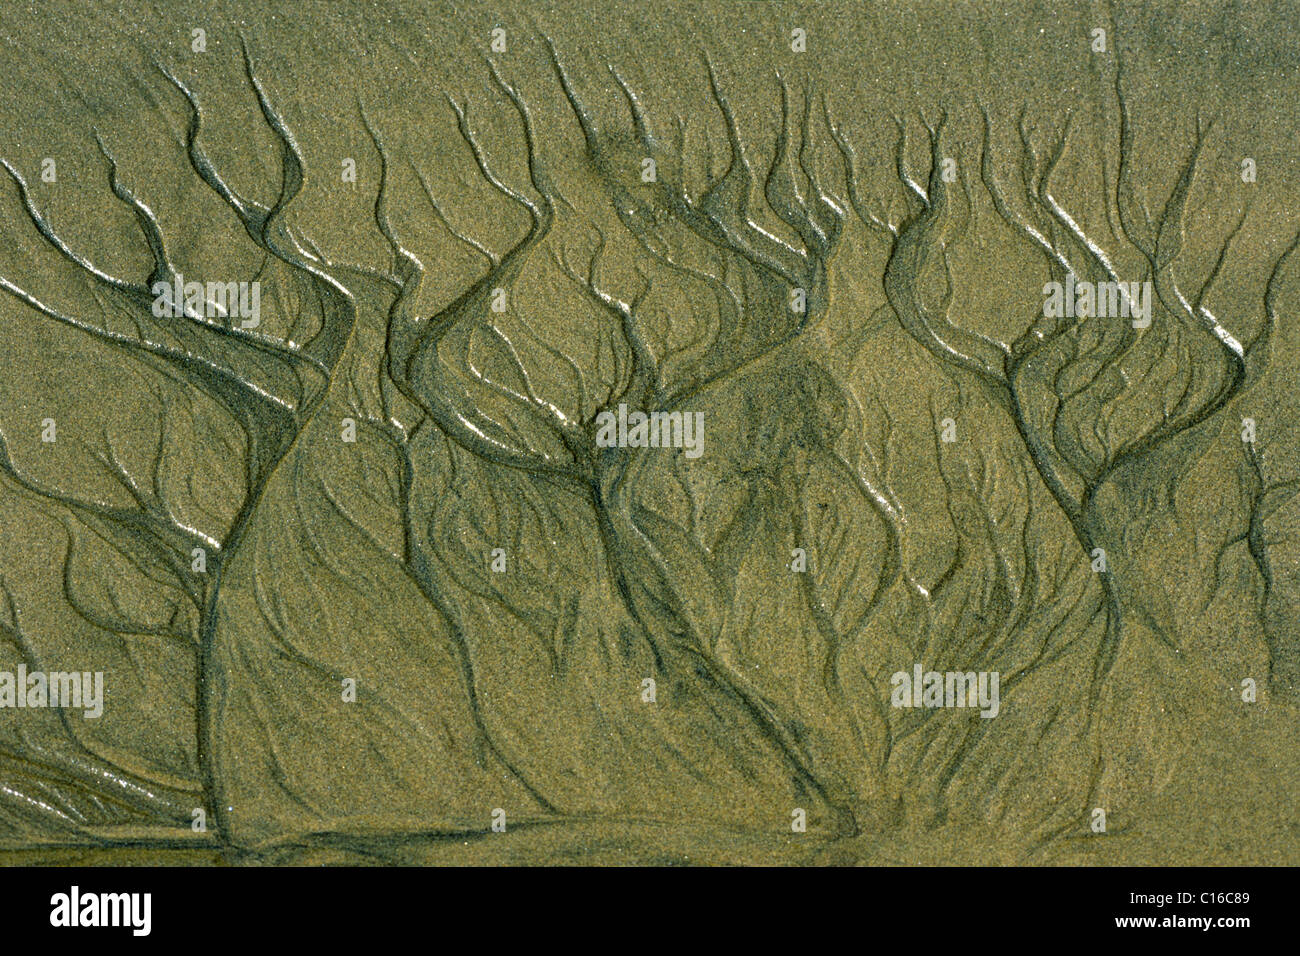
[0,0,1296,864]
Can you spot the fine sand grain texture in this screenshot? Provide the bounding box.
[0,0,1296,865]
